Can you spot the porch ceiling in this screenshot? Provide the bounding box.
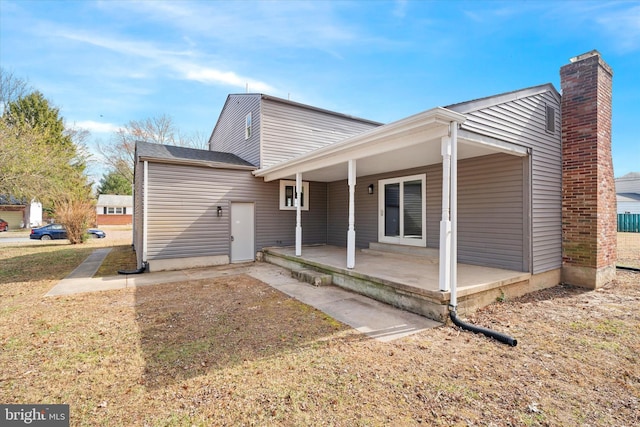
[254,107,528,183]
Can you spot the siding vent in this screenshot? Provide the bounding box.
[545,105,556,133]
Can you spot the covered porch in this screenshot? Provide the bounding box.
[254,106,533,321]
[262,244,532,323]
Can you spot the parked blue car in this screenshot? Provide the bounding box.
[30,224,106,240]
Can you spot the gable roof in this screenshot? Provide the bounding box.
[258,94,383,126]
[97,194,132,207]
[0,195,26,206]
[136,140,255,169]
[616,172,640,194]
[617,193,640,203]
[446,83,560,114]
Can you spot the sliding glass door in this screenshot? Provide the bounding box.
[378,174,426,246]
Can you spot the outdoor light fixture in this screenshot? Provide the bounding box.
[216,206,222,217]
[368,184,374,195]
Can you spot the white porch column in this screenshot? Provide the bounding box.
[439,136,452,292]
[295,172,302,256]
[450,122,459,308]
[347,159,356,269]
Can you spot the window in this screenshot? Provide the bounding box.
[105,207,126,215]
[279,180,309,211]
[545,104,556,133]
[245,112,252,139]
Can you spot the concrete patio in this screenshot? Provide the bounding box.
[263,244,533,322]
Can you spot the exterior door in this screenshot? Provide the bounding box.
[231,202,255,263]
[378,174,426,247]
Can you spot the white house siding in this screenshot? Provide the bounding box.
[618,198,640,214]
[449,87,562,274]
[326,154,525,272]
[143,162,327,263]
[208,94,262,166]
[260,98,380,169]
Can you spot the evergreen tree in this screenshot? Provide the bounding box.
[97,171,133,195]
[0,91,91,204]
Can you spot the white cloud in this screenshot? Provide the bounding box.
[54,28,276,92]
[393,0,408,19]
[73,120,122,134]
[183,66,275,93]
[596,5,640,53]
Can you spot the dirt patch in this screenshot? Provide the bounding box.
[0,234,638,425]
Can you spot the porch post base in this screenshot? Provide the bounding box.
[347,230,356,269]
[295,226,302,256]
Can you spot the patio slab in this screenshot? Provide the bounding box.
[263,245,531,322]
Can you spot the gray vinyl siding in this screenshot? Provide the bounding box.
[449,89,561,274]
[456,155,525,271]
[208,94,261,166]
[327,155,525,271]
[261,98,380,168]
[143,162,326,261]
[133,160,144,268]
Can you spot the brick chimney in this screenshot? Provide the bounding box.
[560,50,616,289]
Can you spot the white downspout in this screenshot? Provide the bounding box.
[439,136,452,292]
[142,160,149,266]
[295,172,302,256]
[347,159,356,269]
[450,122,459,309]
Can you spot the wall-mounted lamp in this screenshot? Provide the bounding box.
[216,206,222,217]
[368,184,374,195]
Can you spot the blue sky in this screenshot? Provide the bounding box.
[1,0,638,183]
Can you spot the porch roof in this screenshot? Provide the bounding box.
[254,106,528,183]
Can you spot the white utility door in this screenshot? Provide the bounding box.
[378,174,426,247]
[230,202,255,263]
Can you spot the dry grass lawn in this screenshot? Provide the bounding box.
[0,232,638,426]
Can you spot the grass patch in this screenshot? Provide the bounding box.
[95,244,137,277]
[1,234,639,425]
[0,244,94,284]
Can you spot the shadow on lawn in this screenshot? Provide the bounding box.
[135,274,355,389]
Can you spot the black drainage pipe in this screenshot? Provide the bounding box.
[450,310,517,347]
[617,265,640,272]
[118,262,148,275]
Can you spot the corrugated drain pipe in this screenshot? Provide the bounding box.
[449,306,518,347]
[118,261,148,275]
[617,265,640,272]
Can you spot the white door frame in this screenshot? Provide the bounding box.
[230,202,255,263]
[378,173,426,247]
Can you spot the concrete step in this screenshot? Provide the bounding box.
[364,242,439,260]
[291,268,333,287]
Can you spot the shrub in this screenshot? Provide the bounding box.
[54,197,96,244]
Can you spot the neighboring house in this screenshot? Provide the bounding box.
[0,195,42,229]
[616,172,640,214]
[96,194,133,226]
[133,51,617,320]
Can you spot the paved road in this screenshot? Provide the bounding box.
[0,236,31,244]
[0,231,36,244]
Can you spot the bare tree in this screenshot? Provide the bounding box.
[98,114,205,185]
[0,68,31,114]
